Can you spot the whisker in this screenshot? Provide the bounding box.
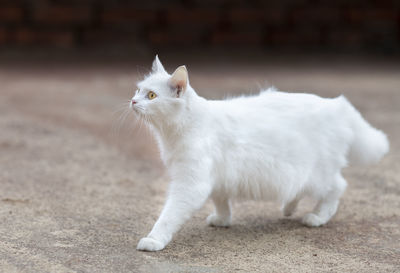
[111,101,134,140]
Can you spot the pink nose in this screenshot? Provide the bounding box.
[131,99,137,105]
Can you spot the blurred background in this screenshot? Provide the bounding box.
[0,0,399,54]
[1,1,400,272]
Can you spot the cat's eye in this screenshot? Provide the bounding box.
[147,91,157,100]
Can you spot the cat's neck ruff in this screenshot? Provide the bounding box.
[148,86,204,151]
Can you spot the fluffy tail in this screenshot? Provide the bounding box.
[342,97,389,166]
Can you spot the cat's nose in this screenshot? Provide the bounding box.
[131,99,137,105]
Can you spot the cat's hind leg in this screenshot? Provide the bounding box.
[302,173,347,227]
[207,195,231,227]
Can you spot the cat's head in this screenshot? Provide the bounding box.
[130,56,190,122]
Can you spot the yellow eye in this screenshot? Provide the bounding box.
[147,91,157,100]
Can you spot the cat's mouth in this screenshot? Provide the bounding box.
[131,104,145,117]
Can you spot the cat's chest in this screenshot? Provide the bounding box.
[157,139,188,166]
[158,136,207,169]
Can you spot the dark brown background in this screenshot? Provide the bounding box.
[0,0,399,53]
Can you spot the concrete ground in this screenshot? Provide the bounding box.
[0,52,399,272]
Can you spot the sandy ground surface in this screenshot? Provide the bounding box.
[0,53,399,272]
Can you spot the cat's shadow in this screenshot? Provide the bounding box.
[171,217,315,253]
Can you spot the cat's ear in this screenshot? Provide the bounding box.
[152,55,166,74]
[168,65,188,97]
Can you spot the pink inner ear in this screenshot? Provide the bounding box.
[174,80,185,90]
[169,76,187,89]
[168,66,188,97]
[168,78,184,97]
[169,77,187,93]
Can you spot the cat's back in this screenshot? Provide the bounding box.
[208,89,339,122]
[201,89,350,154]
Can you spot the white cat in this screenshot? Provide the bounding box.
[132,56,389,251]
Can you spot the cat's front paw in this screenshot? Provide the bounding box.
[301,213,325,227]
[137,237,165,251]
[207,214,231,227]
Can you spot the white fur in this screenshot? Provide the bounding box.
[133,56,389,251]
